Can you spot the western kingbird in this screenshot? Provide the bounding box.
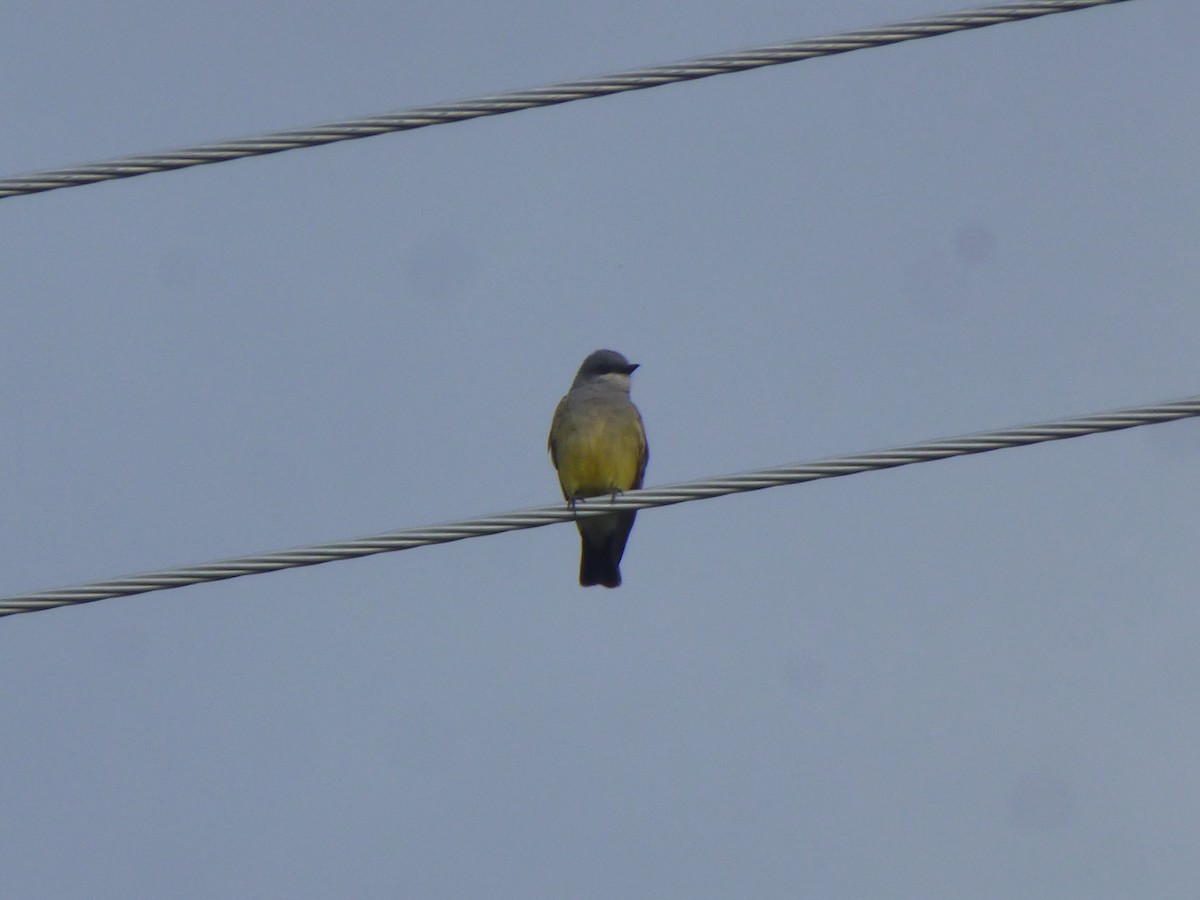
[548,349,649,588]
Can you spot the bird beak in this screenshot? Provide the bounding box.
[624,363,639,374]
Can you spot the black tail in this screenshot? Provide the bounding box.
[577,511,637,588]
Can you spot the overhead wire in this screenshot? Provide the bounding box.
[0,0,1133,200]
[1,392,1196,617]
[0,0,1160,617]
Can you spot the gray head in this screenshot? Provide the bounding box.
[572,349,639,388]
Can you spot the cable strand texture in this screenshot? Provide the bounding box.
[0,0,1131,200]
[2,393,1196,617]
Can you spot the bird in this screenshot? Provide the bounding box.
[548,349,649,587]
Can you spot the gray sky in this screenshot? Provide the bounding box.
[3,1,1199,897]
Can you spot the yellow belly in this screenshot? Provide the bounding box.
[555,421,643,499]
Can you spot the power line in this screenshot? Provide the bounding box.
[2,392,1195,618]
[0,0,1132,201]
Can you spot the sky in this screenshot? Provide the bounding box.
[2,0,1199,896]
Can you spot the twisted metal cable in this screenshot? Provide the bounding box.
[0,0,1131,201]
[2,392,1195,618]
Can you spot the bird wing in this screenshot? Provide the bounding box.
[631,406,649,490]
[548,395,569,470]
